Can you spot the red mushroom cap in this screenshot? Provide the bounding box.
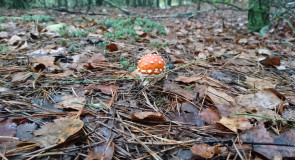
[137,54,165,76]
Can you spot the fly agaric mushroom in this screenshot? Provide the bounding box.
[137,54,165,85]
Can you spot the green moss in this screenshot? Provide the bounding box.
[0,26,8,31]
[100,17,166,41]
[0,17,5,23]
[21,14,55,22]
[0,44,8,54]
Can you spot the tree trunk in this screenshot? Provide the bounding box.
[96,0,103,6]
[167,0,172,6]
[178,0,183,6]
[137,0,142,6]
[248,0,270,31]
[156,0,160,8]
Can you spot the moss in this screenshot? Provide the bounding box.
[100,17,166,41]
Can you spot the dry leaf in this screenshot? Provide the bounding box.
[218,116,252,133]
[200,107,221,125]
[131,112,165,121]
[8,35,21,45]
[246,76,276,90]
[105,43,118,52]
[34,118,84,147]
[206,86,235,106]
[190,143,221,158]
[86,142,115,160]
[54,97,86,110]
[175,75,201,84]
[235,89,281,110]
[11,72,32,83]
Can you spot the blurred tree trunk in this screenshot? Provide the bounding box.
[147,0,153,7]
[197,0,201,10]
[57,0,61,7]
[137,0,142,6]
[248,0,270,31]
[64,0,68,10]
[167,0,172,6]
[143,0,147,6]
[156,0,160,8]
[126,0,130,6]
[96,0,103,6]
[178,0,183,5]
[87,0,91,13]
[132,0,137,7]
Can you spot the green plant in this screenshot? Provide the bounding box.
[69,29,89,38]
[21,14,55,22]
[0,44,8,54]
[98,41,110,48]
[71,42,79,52]
[162,41,170,47]
[0,26,8,31]
[60,39,67,47]
[150,41,161,48]
[58,25,69,37]
[128,66,136,72]
[119,56,130,68]
[100,17,166,41]
[103,49,110,54]
[184,86,193,90]
[0,17,5,23]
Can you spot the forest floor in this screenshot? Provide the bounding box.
[1,3,295,160]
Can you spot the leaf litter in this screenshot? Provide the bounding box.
[0,3,295,160]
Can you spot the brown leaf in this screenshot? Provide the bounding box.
[8,35,21,45]
[84,85,120,95]
[105,43,118,52]
[86,142,115,160]
[190,143,221,159]
[163,80,196,100]
[34,118,84,147]
[0,118,16,137]
[11,72,32,83]
[0,31,9,39]
[131,112,165,121]
[240,123,279,159]
[88,53,107,63]
[261,56,281,66]
[218,116,252,133]
[235,89,282,110]
[175,75,201,84]
[206,86,235,106]
[246,76,276,90]
[200,108,221,125]
[54,97,86,110]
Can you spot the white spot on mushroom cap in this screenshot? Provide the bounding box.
[147,69,152,73]
[150,61,154,64]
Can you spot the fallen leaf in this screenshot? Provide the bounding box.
[218,116,252,133]
[34,118,84,147]
[86,142,115,160]
[88,53,107,63]
[0,31,9,39]
[175,75,201,84]
[84,85,120,95]
[240,123,279,159]
[105,43,118,52]
[261,56,280,66]
[0,118,17,137]
[54,97,86,110]
[8,35,21,45]
[246,76,276,90]
[235,89,281,110]
[206,86,235,106]
[11,72,32,83]
[163,80,196,100]
[190,143,221,159]
[131,112,165,121]
[200,107,221,125]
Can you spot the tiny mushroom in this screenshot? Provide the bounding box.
[137,54,165,78]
